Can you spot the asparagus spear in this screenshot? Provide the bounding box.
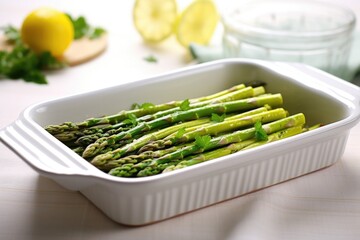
[108,113,305,177]
[47,85,265,148]
[89,118,210,165]
[124,86,264,123]
[139,108,287,152]
[84,94,283,158]
[96,86,262,136]
[97,108,271,170]
[152,106,271,145]
[47,86,265,151]
[45,83,247,135]
[163,125,304,173]
[108,159,153,177]
[103,143,191,172]
[137,113,305,177]
[53,121,133,146]
[91,107,276,167]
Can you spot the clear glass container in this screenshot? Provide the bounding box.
[221,0,356,79]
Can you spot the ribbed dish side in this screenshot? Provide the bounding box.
[89,134,348,226]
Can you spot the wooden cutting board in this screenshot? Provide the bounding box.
[0,33,108,66]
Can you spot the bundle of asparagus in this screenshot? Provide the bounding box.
[45,83,318,178]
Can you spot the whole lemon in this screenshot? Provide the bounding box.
[21,7,74,57]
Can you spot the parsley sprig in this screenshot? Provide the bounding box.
[144,55,158,63]
[254,121,268,141]
[195,135,212,149]
[0,26,64,84]
[123,114,139,127]
[131,102,156,110]
[211,113,226,122]
[2,25,21,44]
[174,128,186,139]
[179,99,190,111]
[66,14,106,40]
[0,13,106,84]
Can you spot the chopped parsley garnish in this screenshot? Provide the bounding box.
[66,14,106,40]
[254,121,268,141]
[123,114,138,127]
[195,135,211,149]
[179,99,190,111]
[211,113,226,122]
[143,55,158,63]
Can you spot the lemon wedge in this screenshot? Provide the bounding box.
[133,0,177,43]
[176,0,219,48]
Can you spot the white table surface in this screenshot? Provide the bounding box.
[1,0,360,239]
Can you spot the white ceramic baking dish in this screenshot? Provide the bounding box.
[1,59,359,226]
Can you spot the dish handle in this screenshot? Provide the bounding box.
[0,120,94,186]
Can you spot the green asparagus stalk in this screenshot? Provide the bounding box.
[45,83,247,135]
[47,87,266,153]
[97,86,259,136]
[108,159,153,177]
[103,143,191,172]
[109,113,305,177]
[154,106,271,146]
[139,108,287,152]
[89,118,210,165]
[84,94,283,159]
[184,83,246,102]
[52,121,118,140]
[91,107,273,167]
[102,108,272,171]
[53,131,86,142]
[71,146,85,156]
[48,86,266,151]
[79,124,129,142]
[135,86,265,123]
[53,121,133,145]
[163,125,304,173]
[307,123,322,131]
[136,113,305,177]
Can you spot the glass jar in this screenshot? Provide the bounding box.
[221,0,356,79]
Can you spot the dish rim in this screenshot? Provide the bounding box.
[2,59,360,185]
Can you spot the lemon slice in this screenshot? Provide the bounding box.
[176,0,219,48]
[133,0,177,43]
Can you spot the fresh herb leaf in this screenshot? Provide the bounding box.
[195,135,211,149]
[254,121,268,141]
[131,102,155,110]
[1,25,21,44]
[89,27,106,39]
[0,12,106,85]
[66,14,89,39]
[38,51,66,69]
[123,114,138,126]
[0,25,66,84]
[140,102,155,109]
[179,99,190,111]
[131,103,141,109]
[23,70,47,84]
[211,113,226,122]
[175,128,186,139]
[66,13,106,40]
[144,55,157,63]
